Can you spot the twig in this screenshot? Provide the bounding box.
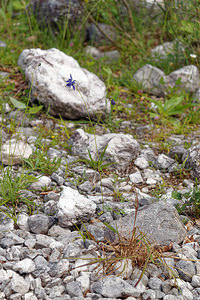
[121,0,136,34]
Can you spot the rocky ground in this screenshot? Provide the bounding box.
[0,29,200,300]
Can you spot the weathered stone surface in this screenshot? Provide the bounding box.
[151,41,184,61]
[0,139,32,165]
[11,273,30,294]
[18,48,110,120]
[57,187,96,227]
[28,214,49,234]
[163,65,200,94]
[133,64,200,96]
[133,64,164,95]
[85,46,120,62]
[13,258,35,274]
[28,0,83,30]
[105,201,187,245]
[91,276,142,298]
[183,144,200,179]
[30,175,51,191]
[69,129,140,171]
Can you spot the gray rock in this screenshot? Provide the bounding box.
[105,201,187,245]
[142,289,156,299]
[169,146,186,162]
[163,296,184,300]
[30,175,51,191]
[192,275,200,287]
[69,129,140,171]
[176,260,196,281]
[0,213,14,235]
[134,156,149,169]
[151,41,184,61]
[91,276,142,298]
[57,187,96,227]
[85,46,120,62]
[0,40,6,47]
[28,214,49,234]
[0,72,9,79]
[78,181,94,193]
[18,48,109,120]
[13,258,35,274]
[155,154,177,171]
[133,64,200,96]
[133,64,165,96]
[194,88,200,102]
[0,139,32,165]
[148,277,162,290]
[183,144,200,179]
[11,273,30,295]
[65,281,83,298]
[28,0,83,31]
[129,170,144,184]
[51,172,65,186]
[163,65,200,94]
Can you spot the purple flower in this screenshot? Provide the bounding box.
[111,99,116,106]
[66,74,76,91]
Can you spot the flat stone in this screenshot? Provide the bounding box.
[1,139,32,165]
[105,201,187,245]
[18,48,109,120]
[91,276,142,298]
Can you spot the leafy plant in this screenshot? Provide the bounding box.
[172,182,200,218]
[81,145,114,173]
[10,97,43,115]
[23,149,61,176]
[149,95,194,120]
[0,166,37,222]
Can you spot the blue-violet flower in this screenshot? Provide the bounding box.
[66,74,76,91]
[111,99,116,106]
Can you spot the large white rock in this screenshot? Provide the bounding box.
[69,129,140,171]
[57,187,97,227]
[18,48,110,120]
[0,139,32,165]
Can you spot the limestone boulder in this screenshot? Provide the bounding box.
[105,201,187,246]
[18,48,110,120]
[57,187,97,227]
[69,128,140,171]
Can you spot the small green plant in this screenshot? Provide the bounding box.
[149,94,194,120]
[172,182,200,218]
[23,149,61,176]
[0,166,37,222]
[80,145,114,173]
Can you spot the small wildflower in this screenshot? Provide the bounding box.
[69,42,74,47]
[190,54,197,59]
[51,135,55,139]
[66,74,76,91]
[154,115,159,120]
[111,99,116,106]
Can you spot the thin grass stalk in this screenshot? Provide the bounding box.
[121,0,136,35]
